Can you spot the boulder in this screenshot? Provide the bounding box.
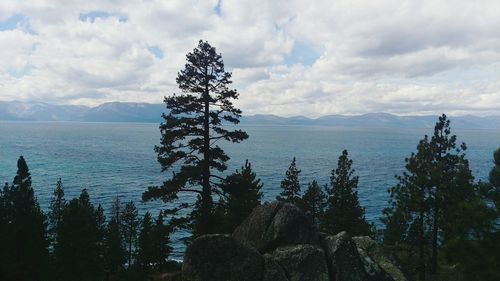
[271,244,329,281]
[322,231,366,281]
[233,201,318,253]
[353,236,407,281]
[356,247,393,281]
[262,254,289,281]
[182,234,263,281]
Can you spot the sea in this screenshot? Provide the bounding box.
[0,121,499,259]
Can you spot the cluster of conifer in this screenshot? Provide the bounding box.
[0,157,173,281]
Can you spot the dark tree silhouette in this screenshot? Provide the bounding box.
[215,160,263,233]
[136,212,155,270]
[54,189,103,281]
[301,180,326,225]
[143,40,248,237]
[322,150,371,236]
[490,148,500,189]
[104,217,126,275]
[151,211,172,271]
[277,157,302,205]
[121,201,139,269]
[48,178,66,243]
[0,156,48,281]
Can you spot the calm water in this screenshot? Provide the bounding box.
[0,121,498,258]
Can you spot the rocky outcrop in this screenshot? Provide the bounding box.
[353,236,407,281]
[182,234,264,281]
[233,201,318,253]
[322,231,367,281]
[271,244,329,281]
[182,201,407,281]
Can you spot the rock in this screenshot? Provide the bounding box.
[353,236,407,281]
[233,201,318,253]
[322,231,366,281]
[356,247,393,281]
[271,244,329,281]
[262,254,289,281]
[182,234,263,281]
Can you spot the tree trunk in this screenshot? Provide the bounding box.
[201,72,212,235]
[418,189,425,281]
[431,205,438,274]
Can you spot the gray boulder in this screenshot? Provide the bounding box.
[322,231,367,281]
[182,234,263,281]
[233,201,318,253]
[271,244,329,281]
[262,254,289,281]
[353,236,407,281]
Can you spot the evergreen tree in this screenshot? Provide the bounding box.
[216,160,263,233]
[48,178,65,243]
[54,189,102,281]
[143,40,248,237]
[151,211,172,271]
[322,150,371,236]
[136,212,155,270]
[277,157,302,205]
[0,156,48,281]
[121,201,139,268]
[489,148,500,189]
[301,180,326,225]
[111,195,122,223]
[382,114,475,280]
[104,217,126,274]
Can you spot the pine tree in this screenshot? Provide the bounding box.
[136,212,155,270]
[277,157,302,205]
[143,40,248,237]
[489,148,500,189]
[104,217,126,274]
[216,160,263,233]
[121,201,139,269]
[301,180,326,225]
[54,189,103,281]
[322,150,371,236]
[382,114,475,280]
[0,156,48,281]
[151,211,172,271]
[48,178,65,243]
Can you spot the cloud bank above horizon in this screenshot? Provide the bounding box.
[1,0,500,117]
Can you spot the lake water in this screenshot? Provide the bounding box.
[0,121,498,258]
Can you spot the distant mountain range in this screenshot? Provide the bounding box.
[1,101,500,129]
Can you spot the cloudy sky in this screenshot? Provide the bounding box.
[1,0,500,117]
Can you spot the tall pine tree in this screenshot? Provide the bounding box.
[322,150,371,236]
[121,201,139,269]
[382,114,475,280]
[104,217,126,275]
[277,157,302,205]
[0,156,48,281]
[143,40,248,237]
[48,178,65,243]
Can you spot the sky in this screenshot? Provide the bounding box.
[1,0,500,117]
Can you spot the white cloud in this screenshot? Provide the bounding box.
[0,0,500,115]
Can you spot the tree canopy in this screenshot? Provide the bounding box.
[143,40,248,237]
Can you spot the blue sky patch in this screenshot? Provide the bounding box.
[214,0,222,15]
[0,14,32,32]
[284,40,320,66]
[7,65,32,78]
[79,11,127,23]
[148,46,164,59]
